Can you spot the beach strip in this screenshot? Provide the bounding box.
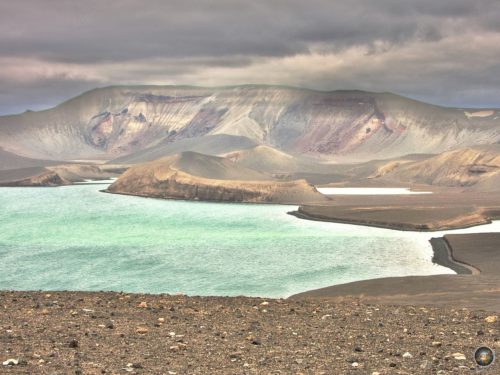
[290,233,500,312]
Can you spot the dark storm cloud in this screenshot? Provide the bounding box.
[1,0,488,62]
[0,0,306,63]
[0,0,500,114]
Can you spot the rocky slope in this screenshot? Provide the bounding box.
[1,85,499,162]
[372,145,500,188]
[107,152,328,204]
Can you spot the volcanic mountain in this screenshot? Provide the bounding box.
[1,85,500,196]
[1,85,499,164]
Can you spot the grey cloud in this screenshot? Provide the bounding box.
[0,0,500,114]
[1,0,497,63]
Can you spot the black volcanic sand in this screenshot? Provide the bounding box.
[292,233,500,313]
[1,291,499,374]
[292,191,500,231]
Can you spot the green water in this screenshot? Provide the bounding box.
[0,183,458,297]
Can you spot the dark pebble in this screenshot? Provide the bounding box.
[69,339,79,348]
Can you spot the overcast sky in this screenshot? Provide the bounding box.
[1,0,500,114]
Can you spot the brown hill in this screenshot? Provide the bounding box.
[107,152,328,204]
[373,145,500,188]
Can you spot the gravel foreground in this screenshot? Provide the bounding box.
[1,291,499,374]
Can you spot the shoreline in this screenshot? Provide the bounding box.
[1,237,498,373]
[101,189,308,207]
[288,208,492,232]
[1,234,497,309]
[290,232,500,312]
[429,237,479,275]
[2,185,499,312]
[1,234,498,372]
[290,190,500,232]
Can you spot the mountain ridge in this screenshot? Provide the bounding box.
[1,85,499,163]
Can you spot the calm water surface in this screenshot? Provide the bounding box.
[1,183,496,297]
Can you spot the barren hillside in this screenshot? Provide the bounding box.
[1,85,499,162]
[107,151,328,204]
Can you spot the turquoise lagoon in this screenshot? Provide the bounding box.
[2,183,497,298]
